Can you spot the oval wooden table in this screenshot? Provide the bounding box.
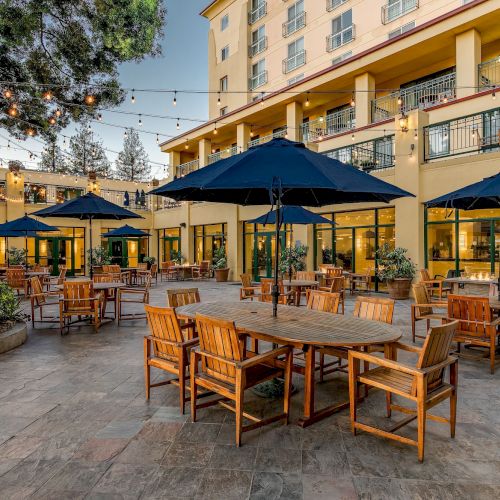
[176,301,401,427]
[283,279,319,306]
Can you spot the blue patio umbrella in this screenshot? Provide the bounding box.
[140,190,146,207]
[249,205,336,226]
[150,138,414,316]
[135,189,140,206]
[34,192,142,276]
[124,191,130,207]
[102,225,151,238]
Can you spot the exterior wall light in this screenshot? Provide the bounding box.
[399,114,409,132]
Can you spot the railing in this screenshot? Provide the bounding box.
[326,25,355,52]
[208,146,238,165]
[300,108,356,142]
[249,70,268,90]
[381,0,418,24]
[157,198,182,210]
[324,136,396,172]
[282,11,306,37]
[371,72,456,123]
[282,50,306,74]
[175,159,199,178]
[101,189,151,210]
[423,108,500,161]
[478,57,500,89]
[248,2,267,24]
[0,182,5,202]
[326,0,348,11]
[249,36,267,57]
[248,129,287,148]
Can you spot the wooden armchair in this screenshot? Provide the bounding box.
[319,276,345,314]
[324,267,343,288]
[160,261,176,281]
[193,260,211,280]
[239,273,260,301]
[411,283,448,342]
[419,269,451,300]
[448,294,500,374]
[6,269,27,296]
[29,277,61,328]
[166,288,200,338]
[259,278,297,305]
[43,266,67,291]
[137,262,148,270]
[117,274,151,323]
[350,269,372,295]
[348,321,459,462]
[191,313,293,446]
[102,264,129,283]
[93,274,118,319]
[59,280,101,335]
[144,305,199,413]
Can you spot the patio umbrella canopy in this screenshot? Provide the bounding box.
[151,138,414,317]
[102,225,151,238]
[249,205,336,226]
[34,192,142,276]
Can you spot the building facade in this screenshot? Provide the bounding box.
[156,0,500,285]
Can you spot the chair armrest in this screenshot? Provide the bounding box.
[191,347,237,367]
[348,350,423,376]
[490,317,500,327]
[59,297,100,304]
[394,342,422,354]
[119,288,146,295]
[420,356,458,375]
[181,338,199,348]
[237,345,292,369]
[145,335,184,348]
[411,302,447,309]
[421,279,442,285]
[241,286,260,292]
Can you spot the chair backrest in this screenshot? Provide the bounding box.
[447,294,493,337]
[319,264,334,273]
[6,269,25,288]
[353,296,394,324]
[200,260,210,271]
[103,264,121,274]
[150,264,158,276]
[32,263,41,271]
[166,287,200,307]
[145,305,184,361]
[10,265,24,269]
[30,277,45,305]
[307,290,340,314]
[260,278,287,304]
[412,283,433,316]
[419,269,432,282]
[137,262,148,270]
[412,321,458,396]
[328,276,345,293]
[93,273,114,283]
[296,271,316,281]
[195,313,242,384]
[57,267,67,283]
[240,273,253,288]
[62,280,95,312]
[162,260,175,269]
[326,267,343,278]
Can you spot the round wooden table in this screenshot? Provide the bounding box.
[283,279,319,306]
[176,301,401,427]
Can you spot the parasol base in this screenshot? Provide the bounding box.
[251,378,296,399]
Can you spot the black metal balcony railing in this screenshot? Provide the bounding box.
[282,11,306,37]
[175,159,199,178]
[324,136,395,172]
[478,57,500,89]
[249,36,267,57]
[326,25,355,52]
[300,108,356,142]
[248,129,287,148]
[283,50,306,74]
[381,0,419,25]
[423,108,500,161]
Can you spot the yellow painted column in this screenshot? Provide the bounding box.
[226,205,241,281]
[286,101,303,142]
[237,123,251,152]
[5,167,26,257]
[180,202,192,264]
[198,138,211,168]
[456,29,481,99]
[394,109,429,271]
[169,151,180,180]
[355,72,375,128]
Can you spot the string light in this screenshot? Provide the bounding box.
[7,106,17,117]
[138,114,143,126]
[55,108,62,117]
[493,89,496,100]
[62,138,66,148]
[305,93,310,107]
[217,92,221,106]
[184,139,189,150]
[97,113,102,121]
[124,129,128,138]
[350,95,355,107]
[26,128,35,136]
[213,122,218,135]
[397,95,402,106]
[156,134,159,144]
[351,133,355,141]
[131,90,136,104]
[43,91,52,101]
[84,94,95,105]
[48,116,56,125]
[176,118,180,130]
[172,91,177,106]
[414,129,418,141]
[3,89,13,99]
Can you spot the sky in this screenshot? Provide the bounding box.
[2,0,210,180]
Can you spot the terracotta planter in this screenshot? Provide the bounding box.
[386,278,412,300]
[214,268,230,282]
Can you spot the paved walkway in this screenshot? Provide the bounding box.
[0,280,499,499]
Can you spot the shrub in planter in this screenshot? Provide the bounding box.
[87,245,111,268]
[170,250,183,265]
[0,282,29,333]
[376,244,416,299]
[7,247,27,266]
[143,256,156,269]
[212,246,229,282]
[279,245,308,280]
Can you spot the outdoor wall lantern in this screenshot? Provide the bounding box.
[399,113,409,133]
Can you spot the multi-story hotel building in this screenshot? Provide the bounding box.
[156,0,500,286]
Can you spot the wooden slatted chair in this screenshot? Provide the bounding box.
[448,294,500,374]
[102,264,129,283]
[191,313,293,446]
[59,280,101,335]
[296,271,317,281]
[319,276,345,314]
[419,269,451,300]
[144,305,199,413]
[137,262,148,270]
[193,260,211,280]
[117,274,151,323]
[307,290,340,314]
[350,269,372,294]
[93,273,118,319]
[318,296,395,382]
[166,288,201,338]
[259,278,297,305]
[160,261,176,281]
[239,273,260,301]
[29,276,61,328]
[324,267,343,288]
[348,321,459,462]
[411,283,448,342]
[6,268,26,296]
[43,266,67,291]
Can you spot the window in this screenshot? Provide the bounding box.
[220,14,229,31]
[383,0,418,24]
[328,9,354,51]
[284,37,305,73]
[388,21,415,39]
[221,45,229,61]
[249,0,266,24]
[220,106,228,116]
[250,59,267,90]
[250,25,266,56]
[24,183,47,204]
[283,0,305,37]
[288,73,305,85]
[332,50,352,65]
[220,76,228,92]
[327,0,348,11]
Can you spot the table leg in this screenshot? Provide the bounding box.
[295,286,301,307]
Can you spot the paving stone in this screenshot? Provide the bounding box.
[161,441,214,468]
[249,472,303,500]
[195,469,253,500]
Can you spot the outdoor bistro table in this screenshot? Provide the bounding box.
[176,300,401,427]
[283,279,319,306]
[444,277,496,295]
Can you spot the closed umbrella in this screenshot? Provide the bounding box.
[140,190,146,207]
[34,192,142,277]
[135,189,140,207]
[124,191,130,207]
[151,138,414,317]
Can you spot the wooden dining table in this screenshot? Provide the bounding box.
[283,279,319,306]
[176,300,401,427]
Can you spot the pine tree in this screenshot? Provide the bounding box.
[67,125,111,177]
[115,129,151,182]
[39,140,68,173]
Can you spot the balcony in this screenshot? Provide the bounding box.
[300,107,356,142]
[282,11,306,37]
[248,2,267,24]
[423,107,500,161]
[176,159,199,178]
[382,0,419,24]
[208,146,238,165]
[249,36,267,57]
[326,0,348,12]
[324,136,395,172]
[157,198,182,210]
[371,72,456,123]
[478,57,500,89]
[283,50,306,74]
[249,70,268,90]
[101,189,151,210]
[326,25,355,52]
[248,129,287,148]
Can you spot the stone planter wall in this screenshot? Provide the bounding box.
[0,322,27,354]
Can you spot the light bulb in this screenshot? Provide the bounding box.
[84,94,95,105]
[156,134,159,144]
[172,91,177,106]
[350,95,355,107]
[4,89,12,99]
[138,115,143,126]
[97,113,102,121]
[131,91,136,104]
[176,119,180,130]
[217,93,221,106]
[55,108,62,117]
[43,91,52,101]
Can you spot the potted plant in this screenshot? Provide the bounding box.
[376,243,416,300]
[87,245,111,274]
[170,250,183,265]
[0,282,29,354]
[143,256,156,270]
[7,248,27,267]
[279,245,308,280]
[212,246,229,282]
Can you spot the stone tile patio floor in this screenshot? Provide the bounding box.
[1,280,500,499]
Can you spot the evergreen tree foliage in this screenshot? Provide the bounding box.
[115,129,151,181]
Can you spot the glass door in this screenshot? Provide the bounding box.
[109,238,126,266]
[252,232,288,281]
[163,237,180,262]
[334,229,353,271]
[35,237,74,275]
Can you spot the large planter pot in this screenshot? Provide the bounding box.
[0,321,27,354]
[386,278,412,300]
[214,268,230,282]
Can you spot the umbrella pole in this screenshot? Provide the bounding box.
[25,232,28,271]
[272,194,281,318]
[89,217,93,278]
